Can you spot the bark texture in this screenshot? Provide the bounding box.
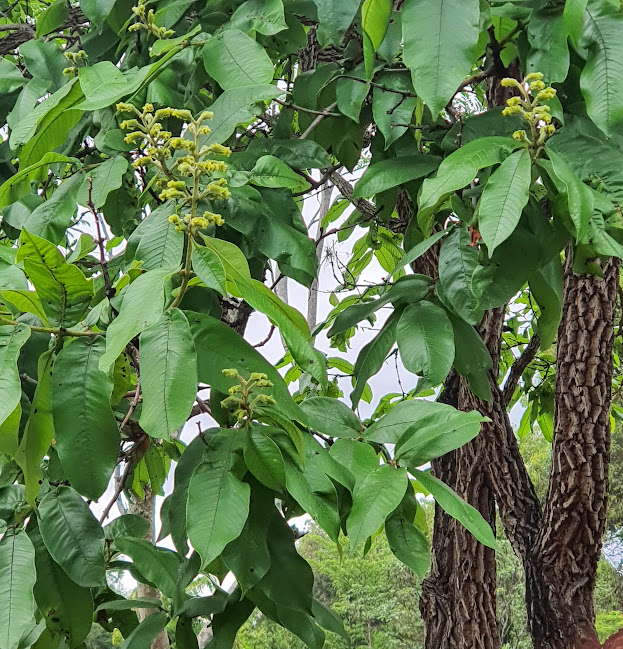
[530,257,620,649]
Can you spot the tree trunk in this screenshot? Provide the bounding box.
[529,256,620,649]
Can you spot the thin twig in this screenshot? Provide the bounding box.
[86,177,115,300]
[300,101,338,140]
[274,98,341,118]
[502,334,540,407]
[99,439,144,523]
[119,379,141,432]
[254,324,276,348]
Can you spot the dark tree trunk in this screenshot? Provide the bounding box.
[528,257,620,649]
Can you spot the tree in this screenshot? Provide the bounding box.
[1,1,623,649]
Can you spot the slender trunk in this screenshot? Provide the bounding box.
[307,184,331,329]
[529,257,619,649]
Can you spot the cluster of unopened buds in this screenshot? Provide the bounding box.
[129,0,174,39]
[117,102,233,233]
[221,369,276,423]
[501,73,557,152]
[62,49,87,76]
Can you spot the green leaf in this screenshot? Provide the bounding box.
[478,149,532,254]
[77,62,148,111]
[329,275,433,337]
[18,81,84,169]
[28,518,93,648]
[36,0,69,37]
[96,598,162,612]
[99,268,172,372]
[449,314,492,401]
[0,59,26,94]
[0,403,21,456]
[579,1,623,135]
[79,157,129,209]
[104,514,150,541]
[418,137,519,233]
[336,65,370,123]
[529,257,563,349]
[0,529,36,649]
[207,590,255,649]
[26,173,83,245]
[80,0,116,29]
[564,0,588,47]
[52,337,119,500]
[541,148,593,243]
[145,445,167,496]
[248,156,310,192]
[0,323,31,428]
[38,486,106,588]
[527,7,570,83]
[202,30,274,90]
[139,309,198,440]
[187,435,250,567]
[517,402,533,439]
[414,469,496,548]
[229,0,287,35]
[299,397,362,439]
[0,153,75,208]
[402,0,480,115]
[362,0,392,77]
[243,426,286,491]
[202,85,281,145]
[396,301,455,391]
[17,230,93,328]
[394,404,487,467]
[392,229,447,276]
[346,465,408,551]
[314,0,361,46]
[385,490,429,577]
[438,226,482,325]
[372,72,418,149]
[119,612,168,649]
[351,312,398,407]
[114,538,184,600]
[192,245,227,296]
[329,439,379,489]
[67,234,97,263]
[15,350,55,505]
[353,155,441,198]
[18,39,66,92]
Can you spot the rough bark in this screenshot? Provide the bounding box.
[530,257,620,649]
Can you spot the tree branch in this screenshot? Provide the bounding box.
[501,334,540,408]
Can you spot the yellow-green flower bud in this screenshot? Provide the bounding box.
[116,102,136,113]
[200,111,214,121]
[228,385,242,395]
[199,160,227,173]
[501,77,522,89]
[506,97,522,107]
[502,105,522,116]
[512,130,527,141]
[250,373,268,382]
[207,183,231,199]
[545,124,556,135]
[222,368,239,378]
[120,119,139,130]
[525,72,544,82]
[172,109,193,121]
[255,394,276,406]
[155,108,173,119]
[536,87,557,101]
[132,156,152,168]
[198,126,212,135]
[530,80,545,91]
[190,216,210,229]
[168,180,186,190]
[143,103,154,113]
[206,143,232,157]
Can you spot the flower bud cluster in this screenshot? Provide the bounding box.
[220,369,276,425]
[129,0,174,39]
[62,50,87,76]
[500,73,557,155]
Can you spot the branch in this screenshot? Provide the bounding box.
[501,334,540,408]
[274,98,341,118]
[87,177,115,300]
[328,170,377,220]
[0,317,101,338]
[300,101,338,140]
[254,324,275,348]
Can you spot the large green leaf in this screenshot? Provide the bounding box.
[351,311,398,407]
[299,397,362,439]
[78,157,129,209]
[26,173,83,245]
[541,148,593,243]
[202,30,274,90]
[15,350,55,505]
[402,0,480,115]
[385,489,429,578]
[28,518,93,648]
[414,469,496,549]
[139,309,198,440]
[187,435,250,568]
[52,337,119,500]
[0,529,37,649]
[314,0,361,46]
[0,59,26,94]
[202,85,282,146]
[99,268,173,372]
[580,0,623,135]
[248,156,310,192]
[229,0,287,35]
[38,486,106,588]
[361,0,392,76]
[125,200,177,265]
[526,7,570,83]
[417,137,519,233]
[394,404,487,467]
[0,323,31,428]
[478,149,532,254]
[77,62,149,111]
[191,245,227,296]
[346,464,408,551]
[17,230,93,329]
[119,612,168,649]
[372,72,417,149]
[396,301,455,391]
[438,226,482,325]
[352,155,441,198]
[449,314,492,401]
[529,256,563,349]
[114,538,184,601]
[329,439,379,489]
[243,426,286,491]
